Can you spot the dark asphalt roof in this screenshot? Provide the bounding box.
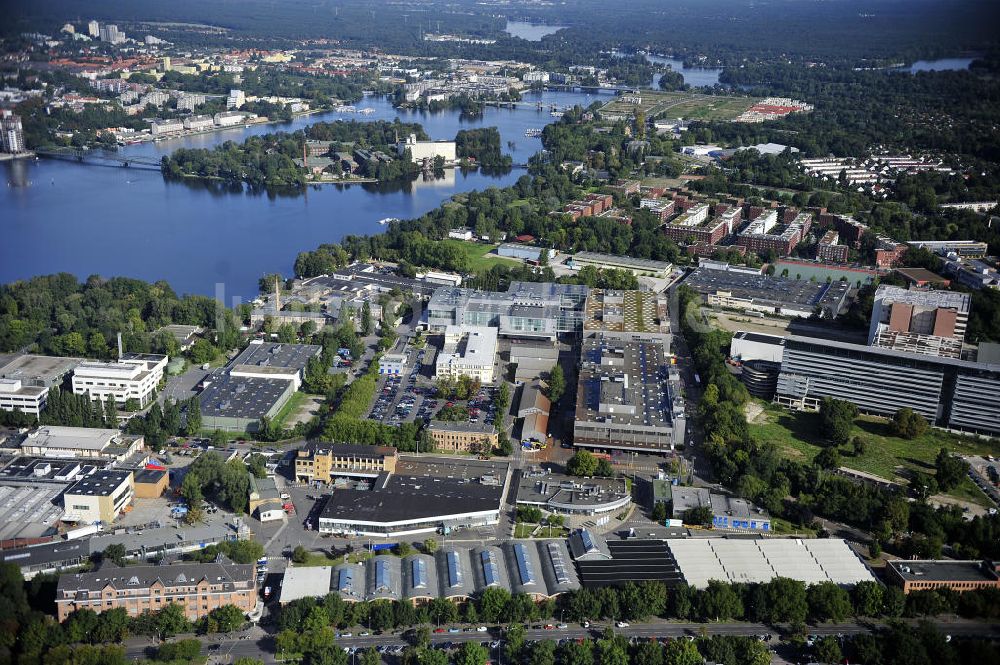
[320,480,503,524]
[575,539,684,588]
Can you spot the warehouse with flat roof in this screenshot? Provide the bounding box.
[666,538,874,588]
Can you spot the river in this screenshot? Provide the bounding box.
[1,90,602,301]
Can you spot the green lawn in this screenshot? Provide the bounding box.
[749,401,998,506]
[271,390,309,429]
[293,552,340,567]
[438,239,522,272]
[514,523,568,539]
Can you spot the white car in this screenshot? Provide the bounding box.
[616,621,629,628]
[476,626,488,632]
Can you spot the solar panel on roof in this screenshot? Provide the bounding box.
[513,543,536,586]
[481,550,500,587]
[338,567,354,593]
[547,542,570,585]
[580,529,597,553]
[375,559,391,592]
[412,558,427,589]
[446,551,463,588]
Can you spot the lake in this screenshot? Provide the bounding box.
[611,51,723,88]
[1,90,598,302]
[905,57,974,73]
[505,21,566,41]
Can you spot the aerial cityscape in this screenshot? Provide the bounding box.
[2,1,1000,664]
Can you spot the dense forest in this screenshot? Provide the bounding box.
[455,127,511,169]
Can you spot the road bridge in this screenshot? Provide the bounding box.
[34,147,162,170]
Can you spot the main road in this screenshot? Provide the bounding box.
[124,618,1000,663]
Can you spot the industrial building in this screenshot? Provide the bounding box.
[568,252,673,278]
[867,285,970,359]
[295,443,398,483]
[516,382,551,446]
[516,467,631,516]
[569,530,683,588]
[425,282,589,339]
[0,354,82,388]
[906,240,989,259]
[497,243,556,262]
[427,420,498,453]
[582,289,671,345]
[396,133,456,164]
[435,325,499,383]
[197,341,320,432]
[669,485,771,532]
[885,559,1000,594]
[55,560,257,622]
[573,333,686,454]
[316,457,508,537]
[18,426,144,462]
[279,540,579,604]
[666,538,875,588]
[508,339,559,382]
[775,334,1000,436]
[62,470,134,525]
[684,262,851,318]
[729,331,785,398]
[71,353,167,408]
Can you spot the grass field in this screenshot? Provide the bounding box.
[439,239,522,272]
[600,91,756,122]
[749,402,997,506]
[271,390,309,429]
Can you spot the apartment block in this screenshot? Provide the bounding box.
[816,230,849,264]
[868,286,970,359]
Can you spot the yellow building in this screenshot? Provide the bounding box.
[62,470,134,524]
[427,421,498,453]
[295,443,397,483]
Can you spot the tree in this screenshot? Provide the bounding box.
[205,604,246,633]
[698,580,743,621]
[423,538,438,554]
[934,448,967,491]
[189,338,217,364]
[814,446,842,470]
[478,586,512,623]
[634,640,664,665]
[663,639,701,665]
[455,640,489,665]
[185,396,202,435]
[682,505,713,526]
[153,602,190,638]
[361,301,374,336]
[100,543,127,567]
[567,450,599,477]
[360,646,380,665]
[762,577,808,625]
[807,581,853,622]
[891,407,928,439]
[595,458,614,477]
[852,580,884,617]
[651,502,668,524]
[496,430,513,456]
[292,545,309,564]
[819,397,857,445]
[814,636,843,664]
[548,364,565,404]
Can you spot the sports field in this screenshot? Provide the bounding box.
[600,90,757,122]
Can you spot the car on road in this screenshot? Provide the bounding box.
[476,626,488,632]
[434,628,446,634]
[616,621,630,628]
[557,624,568,629]
[448,627,461,633]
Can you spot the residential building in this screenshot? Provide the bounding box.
[55,560,256,622]
[294,443,398,483]
[71,353,167,408]
[573,334,686,453]
[227,89,245,110]
[98,24,125,44]
[62,470,134,524]
[435,325,498,383]
[87,20,99,37]
[0,110,26,154]
[868,285,970,359]
[150,119,184,136]
[775,334,1000,436]
[737,210,809,256]
[886,560,1000,594]
[816,230,849,263]
[427,421,498,453]
[448,228,474,241]
[662,204,733,246]
[176,93,206,112]
[874,235,907,268]
[214,111,247,127]
[19,426,144,461]
[397,134,456,163]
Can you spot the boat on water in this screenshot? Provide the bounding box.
[524,128,542,137]
[357,108,376,115]
[550,111,564,118]
[377,217,399,225]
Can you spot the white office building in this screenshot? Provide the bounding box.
[71,354,167,408]
[435,325,498,383]
[397,134,456,164]
[0,379,48,416]
[227,89,246,110]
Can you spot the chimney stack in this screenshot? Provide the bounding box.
[117,332,123,359]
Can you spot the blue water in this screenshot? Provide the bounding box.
[1,90,596,301]
[505,21,566,41]
[905,58,974,73]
